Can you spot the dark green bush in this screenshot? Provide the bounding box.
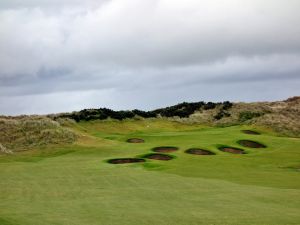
[152,102,205,118]
[203,102,217,110]
[214,110,231,120]
[57,101,233,122]
[132,110,156,118]
[239,111,263,122]
[222,101,233,110]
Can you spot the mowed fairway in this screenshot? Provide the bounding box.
[1,120,300,225]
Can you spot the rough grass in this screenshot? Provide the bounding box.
[173,96,300,137]
[0,120,299,225]
[0,116,77,152]
[1,97,299,154]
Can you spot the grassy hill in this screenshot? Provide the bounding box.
[0,116,76,153]
[175,96,300,137]
[1,97,299,154]
[52,96,300,138]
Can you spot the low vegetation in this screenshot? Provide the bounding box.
[48,97,300,138]
[52,101,232,122]
[238,111,264,122]
[1,97,299,153]
[0,116,76,153]
[176,96,300,137]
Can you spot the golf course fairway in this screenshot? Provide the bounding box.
[1,120,300,225]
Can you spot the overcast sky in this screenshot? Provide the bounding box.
[1,0,300,115]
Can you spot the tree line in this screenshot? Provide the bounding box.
[55,101,233,122]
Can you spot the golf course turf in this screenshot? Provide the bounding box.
[242,130,261,135]
[0,119,299,225]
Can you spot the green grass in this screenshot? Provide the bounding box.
[0,119,300,225]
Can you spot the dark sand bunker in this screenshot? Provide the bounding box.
[185,148,215,155]
[152,146,179,153]
[107,158,145,164]
[242,130,261,135]
[143,153,174,161]
[127,138,145,143]
[238,140,266,148]
[218,146,246,154]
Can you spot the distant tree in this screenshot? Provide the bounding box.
[222,101,233,110]
[214,110,231,120]
[132,110,157,118]
[58,101,221,122]
[203,102,217,110]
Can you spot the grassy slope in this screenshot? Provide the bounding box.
[0,119,300,225]
[175,96,300,137]
[0,117,76,153]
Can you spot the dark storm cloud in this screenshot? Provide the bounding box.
[0,0,300,115]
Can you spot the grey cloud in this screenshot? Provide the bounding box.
[1,54,299,97]
[0,0,300,115]
[1,77,299,115]
[1,0,300,76]
[0,0,109,10]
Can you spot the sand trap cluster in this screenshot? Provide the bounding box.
[107,131,268,164]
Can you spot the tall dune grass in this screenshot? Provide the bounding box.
[0,116,77,152]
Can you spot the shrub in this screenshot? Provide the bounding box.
[239,111,263,122]
[214,110,231,120]
[222,101,233,110]
[132,110,157,118]
[56,101,228,122]
[203,102,217,110]
[153,102,204,118]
